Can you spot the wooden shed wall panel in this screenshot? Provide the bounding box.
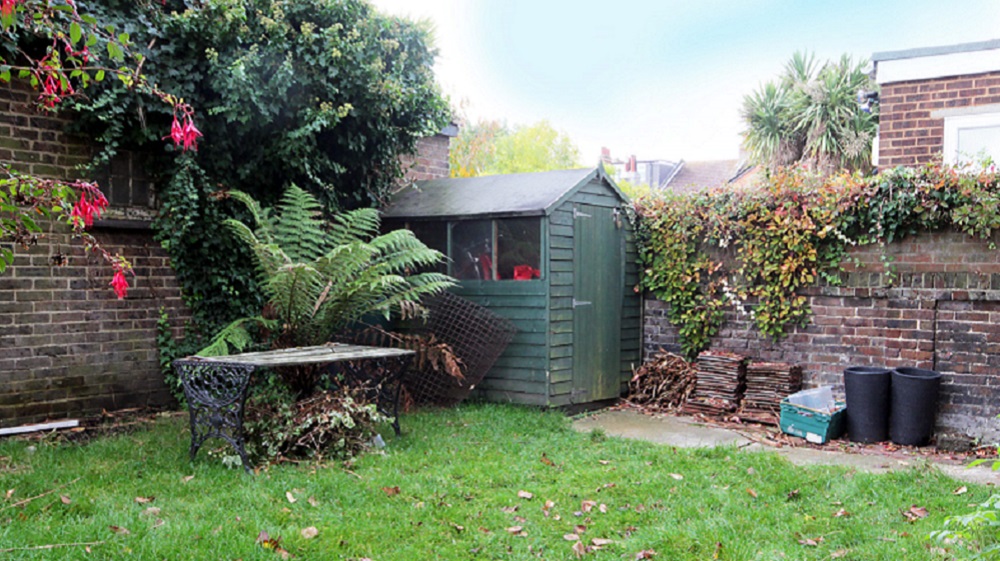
[478,389,549,407]
[478,377,546,394]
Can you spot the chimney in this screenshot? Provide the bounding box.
[600,146,611,163]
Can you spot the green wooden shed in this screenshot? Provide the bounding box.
[382,166,642,407]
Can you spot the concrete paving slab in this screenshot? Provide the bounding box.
[572,409,1000,486]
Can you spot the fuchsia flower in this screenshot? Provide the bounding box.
[164,105,202,152]
[110,269,129,299]
[1,0,19,18]
[69,184,109,227]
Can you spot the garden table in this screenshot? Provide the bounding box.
[172,343,415,472]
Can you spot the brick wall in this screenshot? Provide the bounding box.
[878,71,1000,167]
[643,229,1000,441]
[0,82,189,428]
[400,133,451,180]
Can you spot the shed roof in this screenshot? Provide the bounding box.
[383,166,625,220]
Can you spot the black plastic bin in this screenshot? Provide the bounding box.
[843,366,892,443]
[890,367,942,446]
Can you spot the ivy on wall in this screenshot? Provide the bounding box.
[60,0,450,342]
[634,163,1000,358]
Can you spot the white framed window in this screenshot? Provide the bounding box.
[943,111,1000,165]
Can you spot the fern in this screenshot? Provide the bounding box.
[200,185,455,393]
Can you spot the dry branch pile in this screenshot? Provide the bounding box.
[626,352,698,410]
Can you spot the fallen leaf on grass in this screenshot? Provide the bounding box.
[517,490,534,500]
[541,453,556,467]
[182,475,194,483]
[574,524,587,534]
[635,549,657,559]
[598,460,610,465]
[668,473,684,480]
[746,488,758,499]
[449,522,464,532]
[592,538,614,546]
[902,505,929,522]
[572,540,587,557]
[953,486,968,495]
[501,505,519,514]
[134,496,154,504]
[787,489,800,500]
[285,491,297,504]
[830,549,849,559]
[506,526,526,536]
[598,503,608,514]
[60,495,71,505]
[4,489,13,500]
[142,507,161,517]
[581,500,597,512]
[478,527,491,534]
[301,526,318,539]
[798,537,823,547]
[307,496,319,507]
[110,525,131,535]
[564,533,580,541]
[381,486,400,497]
[833,509,850,518]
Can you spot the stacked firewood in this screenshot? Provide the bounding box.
[741,362,803,416]
[681,352,747,416]
[626,352,698,410]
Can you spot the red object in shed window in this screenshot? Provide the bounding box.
[513,265,540,280]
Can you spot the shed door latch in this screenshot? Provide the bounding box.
[573,299,592,308]
[573,207,591,219]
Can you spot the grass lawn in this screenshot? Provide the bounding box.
[0,403,991,560]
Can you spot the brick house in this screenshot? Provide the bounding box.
[0,81,455,428]
[874,39,1000,167]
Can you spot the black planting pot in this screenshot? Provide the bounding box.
[843,366,892,443]
[890,367,942,446]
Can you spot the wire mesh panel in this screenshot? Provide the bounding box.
[403,292,516,406]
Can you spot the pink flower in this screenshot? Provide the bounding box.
[110,269,129,299]
[166,114,184,146]
[1,0,19,18]
[70,193,94,227]
[181,118,202,151]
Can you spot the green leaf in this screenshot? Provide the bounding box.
[70,22,82,45]
[118,32,130,45]
[95,70,105,82]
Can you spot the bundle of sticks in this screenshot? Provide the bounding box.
[626,352,698,410]
[681,351,747,416]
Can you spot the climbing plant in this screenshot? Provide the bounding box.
[635,162,1000,358]
[56,0,450,341]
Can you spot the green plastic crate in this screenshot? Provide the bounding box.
[779,399,846,444]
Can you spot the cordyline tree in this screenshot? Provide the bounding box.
[741,51,877,174]
[0,0,201,297]
[61,0,451,337]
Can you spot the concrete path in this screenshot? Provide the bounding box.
[573,409,1000,486]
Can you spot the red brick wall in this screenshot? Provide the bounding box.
[0,82,189,427]
[643,229,1000,441]
[400,133,451,180]
[878,71,1000,167]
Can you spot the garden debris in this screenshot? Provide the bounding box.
[681,352,747,416]
[625,352,697,410]
[0,477,81,512]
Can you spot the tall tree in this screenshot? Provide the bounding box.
[742,51,877,173]
[450,119,581,177]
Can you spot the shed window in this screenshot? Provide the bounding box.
[407,221,448,274]
[449,218,542,281]
[497,218,541,280]
[451,220,494,280]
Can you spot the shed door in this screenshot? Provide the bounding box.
[572,204,622,402]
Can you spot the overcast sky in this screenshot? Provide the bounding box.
[371,0,1000,164]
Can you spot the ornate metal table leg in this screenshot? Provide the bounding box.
[174,360,256,472]
[340,354,412,436]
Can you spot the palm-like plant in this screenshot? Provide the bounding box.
[200,185,454,391]
[742,51,877,174]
